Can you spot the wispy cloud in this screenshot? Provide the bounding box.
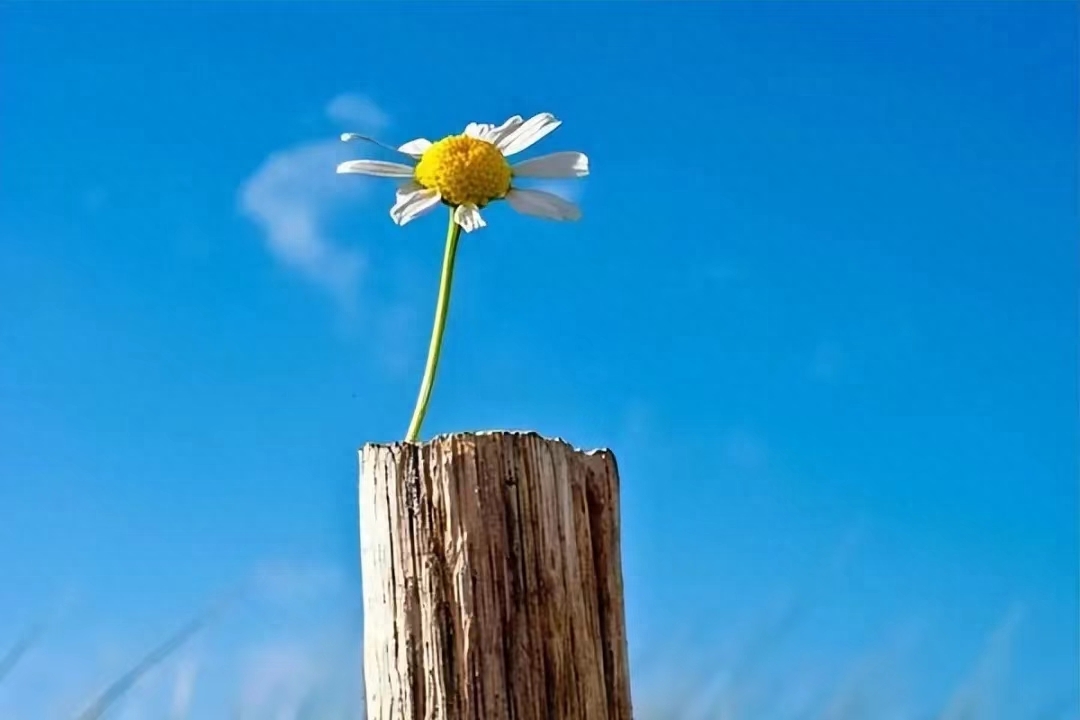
[239,93,390,309]
[326,92,390,131]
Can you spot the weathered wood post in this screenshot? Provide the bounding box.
[359,431,633,720]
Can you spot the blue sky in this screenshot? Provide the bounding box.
[1,1,1076,717]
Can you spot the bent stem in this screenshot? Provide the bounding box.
[405,207,462,442]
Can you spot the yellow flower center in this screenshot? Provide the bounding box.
[413,134,512,208]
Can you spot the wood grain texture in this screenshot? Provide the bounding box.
[359,431,633,720]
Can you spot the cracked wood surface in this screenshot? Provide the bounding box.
[359,431,633,720]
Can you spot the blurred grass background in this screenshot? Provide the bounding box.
[2,574,1074,720]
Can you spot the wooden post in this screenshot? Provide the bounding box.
[359,431,633,720]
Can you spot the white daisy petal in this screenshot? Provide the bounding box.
[453,203,487,233]
[464,122,494,139]
[390,182,442,226]
[481,115,524,145]
[511,151,589,179]
[398,138,432,158]
[496,113,562,156]
[505,188,582,222]
[337,160,415,178]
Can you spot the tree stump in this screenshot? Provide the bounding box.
[359,431,633,720]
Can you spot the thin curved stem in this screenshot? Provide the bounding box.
[405,208,461,442]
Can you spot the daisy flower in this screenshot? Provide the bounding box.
[336,112,588,232]
[337,112,588,442]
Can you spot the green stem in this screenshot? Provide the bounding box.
[405,208,461,442]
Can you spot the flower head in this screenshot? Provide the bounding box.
[337,113,588,232]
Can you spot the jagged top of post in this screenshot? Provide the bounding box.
[360,430,613,459]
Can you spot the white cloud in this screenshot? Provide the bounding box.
[239,140,367,306]
[239,93,390,308]
[326,92,390,131]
